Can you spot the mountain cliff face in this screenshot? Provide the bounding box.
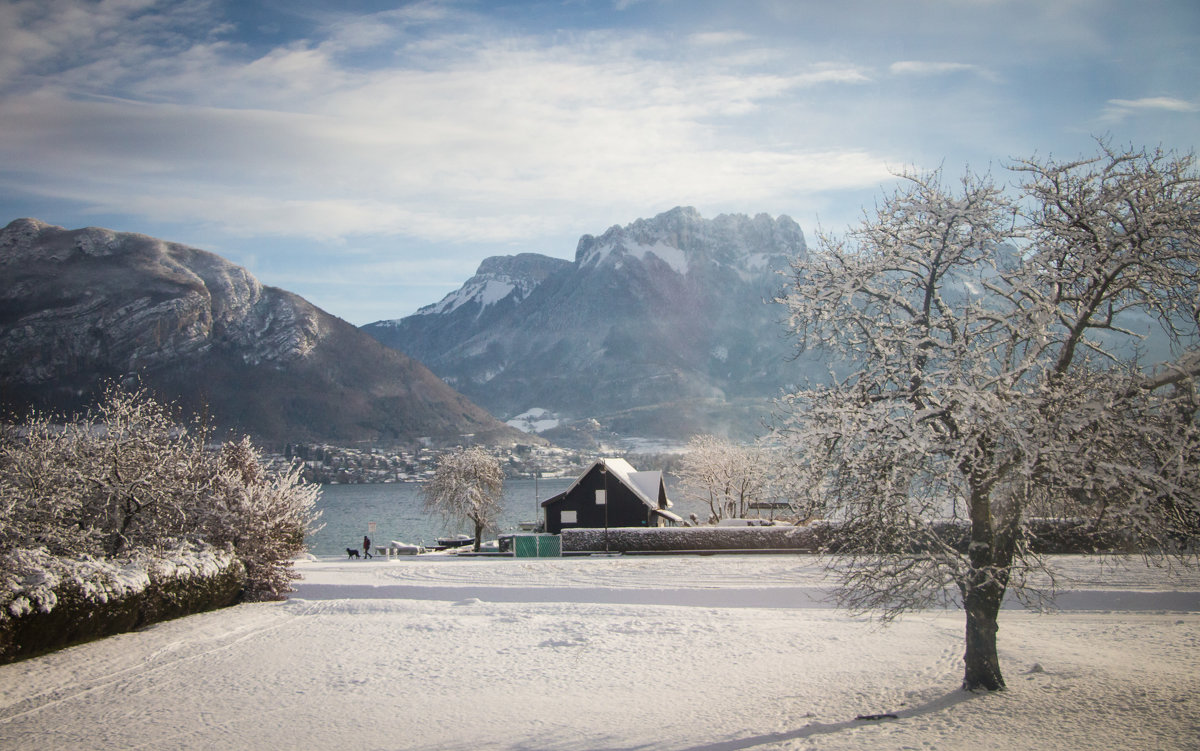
[364,207,812,443]
[369,253,573,367]
[0,218,528,446]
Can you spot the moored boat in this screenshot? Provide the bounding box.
[436,534,474,548]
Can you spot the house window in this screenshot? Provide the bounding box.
[595,489,606,505]
[561,510,577,524]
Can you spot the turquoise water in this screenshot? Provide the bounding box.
[306,478,574,557]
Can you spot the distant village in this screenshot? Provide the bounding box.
[264,441,603,485]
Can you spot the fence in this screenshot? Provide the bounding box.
[512,534,562,558]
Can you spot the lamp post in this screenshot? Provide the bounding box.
[600,461,609,554]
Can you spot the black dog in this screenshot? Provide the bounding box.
[346,548,360,559]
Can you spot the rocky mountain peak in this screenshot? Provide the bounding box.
[407,252,571,320]
[474,252,567,279]
[0,217,53,244]
[573,206,805,276]
[0,218,312,373]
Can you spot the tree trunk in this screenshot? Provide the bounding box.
[962,574,1006,691]
[473,521,483,552]
[961,455,1010,692]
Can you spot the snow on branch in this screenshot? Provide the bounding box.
[775,143,1200,652]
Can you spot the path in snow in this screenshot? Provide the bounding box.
[295,553,1200,610]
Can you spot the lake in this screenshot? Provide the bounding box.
[307,476,713,557]
[307,478,575,557]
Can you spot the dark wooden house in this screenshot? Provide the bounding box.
[541,458,681,535]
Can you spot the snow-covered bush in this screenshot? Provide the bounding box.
[0,544,244,663]
[201,437,321,601]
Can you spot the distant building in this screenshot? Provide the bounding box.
[541,457,681,535]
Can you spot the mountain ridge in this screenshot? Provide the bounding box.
[0,218,530,446]
[364,206,811,444]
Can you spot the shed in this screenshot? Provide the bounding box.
[541,457,682,535]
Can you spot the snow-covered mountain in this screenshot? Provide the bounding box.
[369,253,572,367]
[364,206,814,444]
[0,218,528,446]
[414,253,572,318]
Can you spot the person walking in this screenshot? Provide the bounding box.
[362,535,373,559]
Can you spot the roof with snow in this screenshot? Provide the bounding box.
[543,457,682,523]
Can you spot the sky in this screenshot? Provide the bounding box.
[1,0,1197,325]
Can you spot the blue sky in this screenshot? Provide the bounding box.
[1,0,1197,325]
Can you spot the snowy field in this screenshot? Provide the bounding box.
[1,555,1198,750]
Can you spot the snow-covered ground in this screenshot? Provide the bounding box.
[1,555,1197,750]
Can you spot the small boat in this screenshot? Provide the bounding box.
[437,534,474,548]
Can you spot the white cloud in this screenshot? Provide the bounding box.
[688,31,753,47]
[0,0,219,93]
[6,0,1196,324]
[1099,96,1199,124]
[889,61,996,81]
[1106,97,1198,114]
[0,13,891,246]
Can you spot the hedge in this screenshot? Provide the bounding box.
[1,546,246,664]
[560,518,1133,555]
[561,524,835,553]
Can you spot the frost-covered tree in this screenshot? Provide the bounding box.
[676,435,822,524]
[777,143,1200,691]
[421,446,504,551]
[80,388,213,557]
[0,413,91,556]
[0,387,209,558]
[677,435,769,522]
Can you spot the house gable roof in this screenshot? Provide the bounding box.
[628,470,671,509]
[541,458,680,521]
